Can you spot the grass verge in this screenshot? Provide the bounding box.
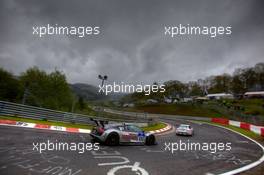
[141,122,167,131]
[0,115,93,129]
[192,120,264,142]
[124,104,222,118]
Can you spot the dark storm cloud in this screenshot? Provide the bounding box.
[0,0,264,85]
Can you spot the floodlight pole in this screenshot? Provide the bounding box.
[98,75,108,87]
[22,88,28,105]
[98,75,108,117]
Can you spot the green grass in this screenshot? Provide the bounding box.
[141,122,167,131]
[122,99,264,123]
[237,99,264,116]
[225,125,263,141]
[133,104,221,118]
[0,115,93,129]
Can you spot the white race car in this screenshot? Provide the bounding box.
[176,124,194,136]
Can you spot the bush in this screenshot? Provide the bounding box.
[0,68,22,102]
[244,109,261,115]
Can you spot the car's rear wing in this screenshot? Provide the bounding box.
[90,118,109,128]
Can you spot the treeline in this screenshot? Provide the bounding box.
[165,62,264,97]
[0,67,82,112]
[124,62,264,102]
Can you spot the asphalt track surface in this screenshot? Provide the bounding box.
[0,119,263,175]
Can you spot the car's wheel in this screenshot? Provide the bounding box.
[91,138,100,143]
[106,133,119,146]
[146,135,155,145]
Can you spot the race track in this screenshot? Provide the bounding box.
[0,119,263,175]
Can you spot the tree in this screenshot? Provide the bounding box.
[78,96,85,110]
[241,68,257,91]
[164,80,187,98]
[189,82,203,96]
[47,69,73,110]
[231,68,246,94]
[0,68,21,101]
[208,74,232,93]
[20,67,48,106]
[20,67,73,111]
[253,63,264,90]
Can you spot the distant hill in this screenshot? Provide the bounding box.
[70,83,104,101]
[70,83,125,101]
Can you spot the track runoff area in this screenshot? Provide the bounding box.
[0,118,263,175]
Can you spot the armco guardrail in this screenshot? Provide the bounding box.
[103,108,211,122]
[103,108,149,119]
[0,101,148,125]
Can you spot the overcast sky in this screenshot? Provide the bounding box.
[0,0,264,85]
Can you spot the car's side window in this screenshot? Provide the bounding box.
[127,125,142,132]
[118,126,124,131]
[126,125,133,132]
[123,125,129,131]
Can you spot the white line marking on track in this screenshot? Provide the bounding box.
[236,141,249,143]
[95,156,130,166]
[202,123,264,175]
[107,162,149,175]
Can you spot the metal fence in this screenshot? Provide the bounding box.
[0,101,148,125]
[104,108,209,120]
[102,108,148,118]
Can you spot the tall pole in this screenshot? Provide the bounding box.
[22,82,30,105]
[98,75,108,92]
[98,75,108,117]
[22,88,28,105]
